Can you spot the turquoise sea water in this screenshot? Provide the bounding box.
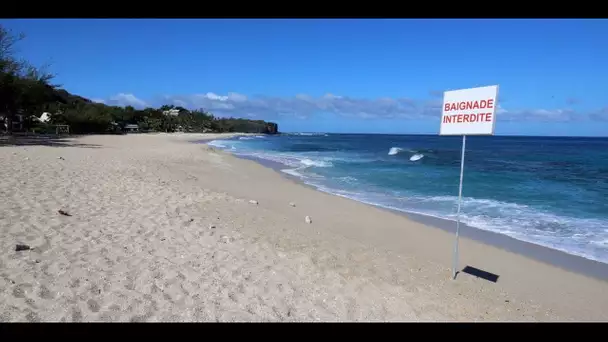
[207,133,608,263]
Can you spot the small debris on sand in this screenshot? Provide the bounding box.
[58,210,72,217]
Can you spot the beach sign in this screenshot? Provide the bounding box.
[440,85,499,136]
[439,85,499,280]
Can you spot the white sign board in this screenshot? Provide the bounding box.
[440,85,499,136]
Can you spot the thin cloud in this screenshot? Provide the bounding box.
[105,93,148,108]
[566,97,581,106]
[588,107,608,122]
[100,91,606,123]
[499,108,581,122]
[428,90,443,98]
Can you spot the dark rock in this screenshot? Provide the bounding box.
[15,244,31,252]
[265,122,279,134]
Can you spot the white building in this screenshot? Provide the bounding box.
[38,112,51,123]
[162,109,180,116]
[125,124,139,133]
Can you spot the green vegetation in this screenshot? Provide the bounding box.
[0,25,278,135]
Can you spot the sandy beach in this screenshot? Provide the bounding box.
[1,132,607,322]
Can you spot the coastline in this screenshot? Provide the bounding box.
[206,137,608,282]
[191,135,608,320]
[2,132,607,321]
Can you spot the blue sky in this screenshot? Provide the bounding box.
[2,18,607,136]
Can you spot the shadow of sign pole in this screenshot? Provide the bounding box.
[439,85,500,280]
[461,266,500,283]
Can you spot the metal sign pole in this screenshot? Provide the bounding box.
[452,134,466,280]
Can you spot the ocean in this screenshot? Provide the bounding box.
[206,133,608,264]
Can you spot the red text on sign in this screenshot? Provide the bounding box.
[444,99,494,112]
[442,113,493,124]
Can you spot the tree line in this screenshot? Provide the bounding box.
[0,25,279,135]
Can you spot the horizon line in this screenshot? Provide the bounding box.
[279,132,608,138]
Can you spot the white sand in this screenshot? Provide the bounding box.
[1,133,607,322]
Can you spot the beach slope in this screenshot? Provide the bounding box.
[1,133,606,321]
